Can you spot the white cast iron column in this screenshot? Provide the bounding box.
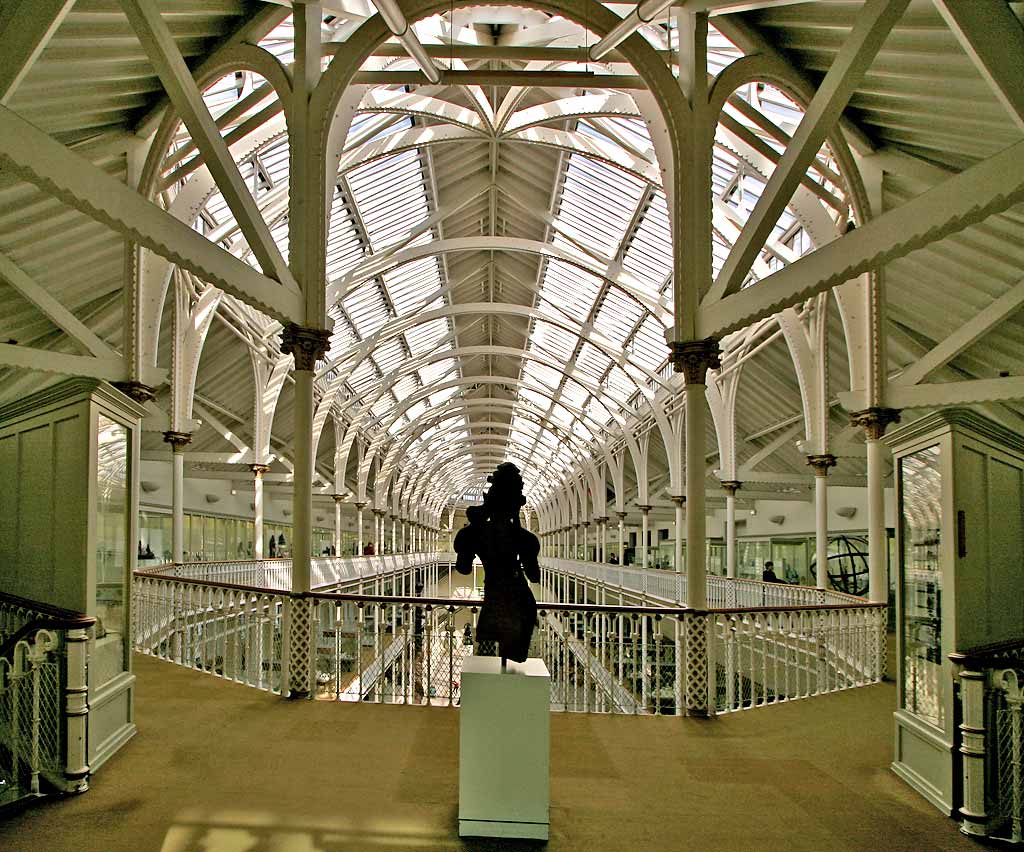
[672,496,684,574]
[333,494,343,556]
[356,502,365,555]
[617,512,626,565]
[280,324,331,699]
[807,454,837,589]
[721,481,740,579]
[639,506,651,570]
[163,431,191,562]
[672,338,720,610]
[851,408,900,602]
[251,463,269,559]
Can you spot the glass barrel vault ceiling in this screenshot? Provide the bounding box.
[158,9,853,508]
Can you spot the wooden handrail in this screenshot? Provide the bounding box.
[0,612,95,663]
[950,637,1024,667]
[132,572,887,616]
[0,590,95,628]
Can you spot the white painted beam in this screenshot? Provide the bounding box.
[0,0,75,104]
[712,14,876,156]
[737,422,803,473]
[141,450,257,465]
[191,399,252,455]
[698,138,1024,338]
[134,4,289,137]
[932,0,1024,133]
[892,277,1024,387]
[706,0,910,303]
[120,0,299,291]
[0,251,119,359]
[350,70,647,89]
[841,376,1024,410]
[736,470,868,486]
[0,104,303,324]
[0,343,124,381]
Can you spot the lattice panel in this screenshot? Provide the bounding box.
[288,598,314,696]
[684,613,710,715]
[995,704,1024,841]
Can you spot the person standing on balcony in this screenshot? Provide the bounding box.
[762,561,781,583]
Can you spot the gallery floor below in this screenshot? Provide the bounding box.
[1,654,995,852]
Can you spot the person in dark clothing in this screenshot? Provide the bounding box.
[762,560,781,583]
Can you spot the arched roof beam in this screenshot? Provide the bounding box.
[319,302,668,394]
[327,239,671,327]
[399,421,584,478]
[375,396,600,486]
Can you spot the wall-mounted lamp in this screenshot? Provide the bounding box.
[835,506,857,519]
[769,514,785,525]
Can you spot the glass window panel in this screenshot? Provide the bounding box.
[94,416,128,687]
[900,444,944,728]
[737,539,770,580]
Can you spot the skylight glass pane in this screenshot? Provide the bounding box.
[631,315,668,371]
[594,288,644,348]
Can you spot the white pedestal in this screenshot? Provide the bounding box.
[459,656,550,840]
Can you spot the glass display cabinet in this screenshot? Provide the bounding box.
[0,378,145,771]
[887,409,1024,814]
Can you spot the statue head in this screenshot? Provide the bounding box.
[483,462,527,516]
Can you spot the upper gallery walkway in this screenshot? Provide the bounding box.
[0,653,986,852]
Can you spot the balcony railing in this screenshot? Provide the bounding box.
[542,557,862,608]
[0,592,93,802]
[132,556,885,717]
[136,551,447,593]
[951,640,1024,842]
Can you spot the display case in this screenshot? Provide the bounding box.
[0,378,145,771]
[887,409,1024,814]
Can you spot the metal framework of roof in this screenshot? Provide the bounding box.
[0,0,1023,532]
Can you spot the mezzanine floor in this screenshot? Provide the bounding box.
[0,654,994,852]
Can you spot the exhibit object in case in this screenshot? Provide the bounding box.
[459,655,550,839]
[887,409,1024,814]
[0,378,145,772]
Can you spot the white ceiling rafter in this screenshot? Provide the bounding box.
[2,2,1017,511]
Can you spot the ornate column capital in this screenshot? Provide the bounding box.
[849,407,902,440]
[670,337,721,385]
[355,501,367,510]
[249,463,270,477]
[593,515,609,524]
[112,380,155,404]
[582,520,591,528]
[372,507,385,516]
[671,495,686,507]
[616,511,628,521]
[636,504,652,514]
[806,454,837,477]
[280,323,331,371]
[720,480,742,496]
[162,430,192,452]
[332,493,345,504]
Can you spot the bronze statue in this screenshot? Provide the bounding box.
[454,462,541,664]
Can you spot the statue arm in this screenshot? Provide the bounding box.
[519,529,541,583]
[453,525,475,575]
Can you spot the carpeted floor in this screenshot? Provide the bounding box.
[0,653,996,852]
